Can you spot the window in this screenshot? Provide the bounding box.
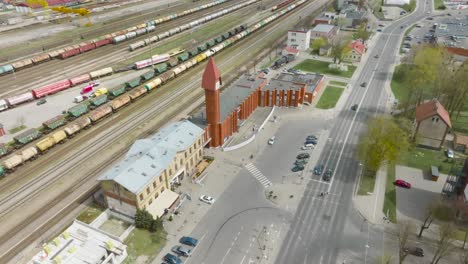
[149,198,153,205]
[169,169,172,175]
[199,149,202,156]
[146,187,150,194]
[161,186,165,192]
[139,194,144,201]
[180,159,183,166]
[153,181,156,188]
[185,152,187,158]
[155,192,159,199]
[175,163,178,170]
[291,38,296,42]
[159,175,162,183]
[292,32,296,36]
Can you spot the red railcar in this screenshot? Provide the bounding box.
[94,38,112,48]
[32,80,72,98]
[79,42,97,53]
[69,74,91,86]
[59,48,81,59]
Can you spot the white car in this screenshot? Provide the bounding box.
[200,195,215,204]
[268,136,275,145]
[301,145,314,150]
[447,149,454,158]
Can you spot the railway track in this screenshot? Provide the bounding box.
[0,0,330,262]
[0,0,278,97]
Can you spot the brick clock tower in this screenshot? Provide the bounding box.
[201,58,222,147]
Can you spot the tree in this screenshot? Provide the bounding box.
[358,116,411,174]
[310,37,327,54]
[419,200,456,238]
[431,223,455,264]
[135,209,154,229]
[398,220,414,264]
[330,37,351,64]
[149,217,163,233]
[355,23,371,44]
[333,17,347,29]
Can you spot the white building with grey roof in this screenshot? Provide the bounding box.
[98,120,205,218]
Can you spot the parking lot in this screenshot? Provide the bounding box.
[395,165,448,221]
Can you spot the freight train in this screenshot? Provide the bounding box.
[0,0,307,176]
[271,0,296,11]
[0,0,254,77]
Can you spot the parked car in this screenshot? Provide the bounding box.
[404,246,424,256]
[261,68,270,74]
[295,159,308,166]
[199,195,215,204]
[164,253,183,264]
[447,149,454,158]
[376,28,382,32]
[314,164,324,175]
[268,136,275,145]
[323,169,333,181]
[36,98,47,105]
[301,145,314,150]
[89,81,100,87]
[297,153,310,160]
[292,165,304,172]
[307,135,318,140]
[180,236,198,247]
[360,82,367,87]
[351,104,358,111]
[374,54,379,58]
[395,179,411,188]
[172,245,192,257]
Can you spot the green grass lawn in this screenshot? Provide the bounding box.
[434,0,446,9]
[124,228,166,264]
[8,125,26,134]
[76,203,106,224]
[329,80,347,87]
[316,86,344,109]
[383,163,397,223]
[452,106,468,134]
[358,169,377,195]
[294,59,357,78]
[398,147,462,175]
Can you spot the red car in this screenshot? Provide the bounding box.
[395,179,411,189]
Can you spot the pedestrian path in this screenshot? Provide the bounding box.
[245,163,272,188]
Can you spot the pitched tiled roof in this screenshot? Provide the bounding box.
[456,133,468,146]
[284,46,299,53]
[349,40,365,55]
[415,100,452,128]
[202,58,221,91]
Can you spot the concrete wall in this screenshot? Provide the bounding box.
[105,195,137,218]
[416,116,448,149]
[287,30,311,51]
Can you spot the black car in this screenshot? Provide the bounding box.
[360,82,367,87]
[306,135,318,140]
[305,140,317,145]
[404,246,424,257]
[297,153,310,160]
[323,169,333,181]
[314,165,324,175]
[295,159,308,166]
[292,165,304,172]
[164,253,183,264]
[351,104,358,111]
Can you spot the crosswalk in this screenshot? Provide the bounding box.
[245,163,272,188]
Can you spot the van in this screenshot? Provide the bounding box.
[74,95,85,103]
[268,136,275,145]
[81,85,93,94]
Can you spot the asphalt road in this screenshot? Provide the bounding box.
[275,0,435,263]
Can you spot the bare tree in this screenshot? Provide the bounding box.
[431,223,455,264]
[398,220,414,264]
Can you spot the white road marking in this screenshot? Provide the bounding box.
[240,255,246,264]
[310,178,331,184]
[245,163,272,188]
[220,247,232,264]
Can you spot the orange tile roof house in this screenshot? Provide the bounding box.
[344,39,366,62]
[414,100,452,149]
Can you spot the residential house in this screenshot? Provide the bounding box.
[414,100,452,149]
[287,29,311,51]
[282,46,300,57]
[313,16,333,25]
[343,39,366,62]
[339,4,367,28]
[454,133,468,154]
[98,120,205,219]
[310,24,339,40]
[384,0,411,5]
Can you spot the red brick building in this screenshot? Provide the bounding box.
[198,58,324,148]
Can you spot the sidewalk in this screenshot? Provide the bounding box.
[353,168,387,225]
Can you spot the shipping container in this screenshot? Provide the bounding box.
[5,92,34,106]
[108,85,126,98]
[89,67,113,79]
[0,143,8,157]
[14,128,41,145]
[2,154,22,171]
[59,48,81,59]
[90,94,108,108]
[125,77,141,89]
[64,117,91,136]
[32,79,72,98]
[144,78,162,91]
[67,103,88,118]
[154,63,168,73]
[31,54,50,64]
[21,147,38,161]
[128,86,147,100]
[109,94,131,110]
[88,105,112,122]
[43,115,66,130]
[0,64,14,75]
[141,70,155,81]
[69,74,91,86]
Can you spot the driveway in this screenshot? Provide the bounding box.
[395,165,448,221]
